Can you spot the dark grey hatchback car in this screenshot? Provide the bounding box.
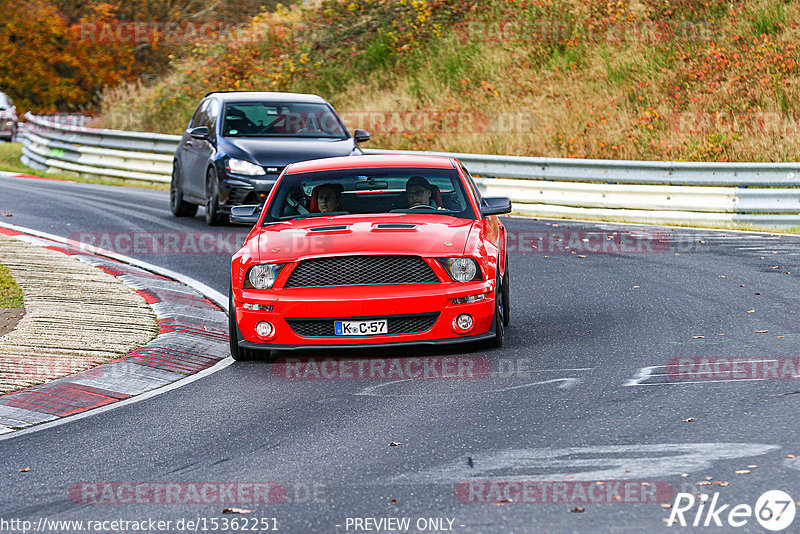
[171,91,370,225]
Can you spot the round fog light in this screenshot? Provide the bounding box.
[255,321,274,338]
[453,313,474,332]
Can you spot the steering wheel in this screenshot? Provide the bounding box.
[408,204,435,210]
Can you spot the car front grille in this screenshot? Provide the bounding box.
[287,313,439,337]
[284,255,439,288]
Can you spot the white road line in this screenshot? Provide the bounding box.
[354,377,580,397]
[0,221,227,310]
[0,221,234,442]
[624,359,786,387]
[0,356,232,442]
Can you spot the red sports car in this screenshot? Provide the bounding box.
[228,154,511,360]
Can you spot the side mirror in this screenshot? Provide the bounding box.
[230,204,262,225]
[480,197,512,216]
[353,129,371,143]
[189,126,210,140]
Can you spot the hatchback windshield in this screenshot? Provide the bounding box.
[222,102,348,138]
[263,167,475,223]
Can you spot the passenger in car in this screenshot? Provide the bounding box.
[311,183,345,213]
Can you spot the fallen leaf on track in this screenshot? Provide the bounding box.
[735,470,750,475]
[19,467,29,472]
[388,441,401,447]
[661,504,672,509]
[746,309,755,313]
[222,508,254,514]
[756,331,768,334]
[682,418,696,422]
[570,507,585,513]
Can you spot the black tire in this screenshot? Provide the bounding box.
[170,164,198,217]
[228,287,263,361]
[205,167,225,226]
[488,270,505,348]
[502,260,510,327]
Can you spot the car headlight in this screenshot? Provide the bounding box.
[439,257,480,282]
[244,264,284,289]
[227,158,265,176]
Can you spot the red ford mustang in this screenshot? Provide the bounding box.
[228,154,511,360]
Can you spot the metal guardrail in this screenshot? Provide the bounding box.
[16,113,800,226]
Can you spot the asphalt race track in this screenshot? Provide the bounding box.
[1,175,799,533]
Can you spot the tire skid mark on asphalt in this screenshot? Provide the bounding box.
[0,224,229,436]
[382,443,781,485]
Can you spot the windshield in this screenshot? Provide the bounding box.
[222,102,348,139]
[263,167,475,223]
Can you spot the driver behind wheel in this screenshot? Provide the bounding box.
[405,176,442,208]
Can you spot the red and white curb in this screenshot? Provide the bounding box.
[0,223,231,436]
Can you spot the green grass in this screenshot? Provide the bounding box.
[0,264,23,308]
[510,211,800,235]
[750,3,786,36]
[0,142,168,190]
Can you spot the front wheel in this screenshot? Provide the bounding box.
[488,272,505,348]
[205,167,225,226]
[502,261,510,327]
[228,287,264,361]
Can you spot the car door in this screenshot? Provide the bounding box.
[180,99,209,198]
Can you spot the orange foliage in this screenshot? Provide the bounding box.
[0,0,137,113]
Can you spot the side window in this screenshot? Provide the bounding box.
[189,99,209,129]
[204,99,220,137]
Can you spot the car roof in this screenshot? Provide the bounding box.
[204,91,329,104]
[287,155,456,174]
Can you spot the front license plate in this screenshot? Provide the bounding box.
[334,319,388,336]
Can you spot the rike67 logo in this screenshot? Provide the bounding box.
[667,490,795,531]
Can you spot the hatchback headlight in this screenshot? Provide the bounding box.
[227,158,265,176]
[244,264,284,289]
[439,258,480,282]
